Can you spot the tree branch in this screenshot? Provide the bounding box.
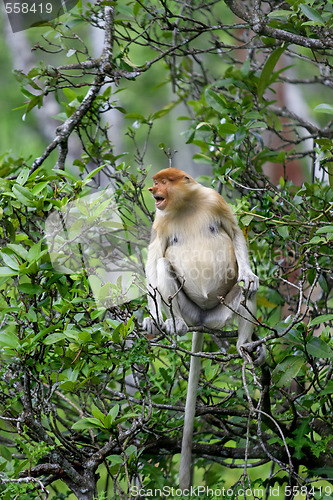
[225,0,329,50]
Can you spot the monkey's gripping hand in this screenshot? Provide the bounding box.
[142,316,188,336]
[237,337,266,366]
[142,316,163,336]
[237,269,259,298]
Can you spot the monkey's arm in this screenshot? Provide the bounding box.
[143,231,189,336]
[143,230,165,334]
[232,228,259,297]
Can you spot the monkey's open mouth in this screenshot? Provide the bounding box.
[154,195,165,207]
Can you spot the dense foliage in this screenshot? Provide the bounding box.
[0,1,332,499]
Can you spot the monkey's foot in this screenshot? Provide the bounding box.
[165,318,188,336]
[237,270,259,298]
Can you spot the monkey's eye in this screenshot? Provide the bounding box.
[161,180,167,184]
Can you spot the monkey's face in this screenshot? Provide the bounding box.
[149,169,195,212]
[148,179,169,210]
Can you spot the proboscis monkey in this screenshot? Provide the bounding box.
[143,168,266,490]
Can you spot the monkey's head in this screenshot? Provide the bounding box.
[149,168,196,212]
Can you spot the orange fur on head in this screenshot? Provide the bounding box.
[152,168,195,184]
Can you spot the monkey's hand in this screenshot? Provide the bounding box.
[237,340,266,366]
[142,316,164,336]
[253,344,266,366]
[237,269,259,297]
[165,318,188,336]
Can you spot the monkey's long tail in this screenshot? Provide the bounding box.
[179,331,204,491]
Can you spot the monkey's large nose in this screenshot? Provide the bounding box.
[148,186,154,192]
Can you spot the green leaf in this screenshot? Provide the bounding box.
[82,165,106,186]
[328,163,333,190]
[234,127,247,148]
[268,10,292,19]
[218,122,238,135]
[292,417,311,459]
[31,182,49,195]
[91,405,106,423]
[125,444,137,458]
[24,95,43,117]
[94,198,113,217]
[309,314,333,327]
[16,168,30,186]
[116,3,133,17]
[192,153,214,165]
[273,355,303,387]
[257,45,286,100]
[27,307,37,323]
[307,337,333,359]
[12,184,35,206]
[6,244,28,260]
[109,404,120,424]
[0,267,18,277]
[322,381,333,395]
[43,332,65,345]
[123,315,135,337]
[55,170,79,182]
[314,103,333,114]
[21,88,35,99]
[90,308,106,320]
[0,251,21,271]
[308,235,324,245]
[204,88,226,113]
[71,418,97,430]
[26,241,44,263]
[115,413,138,424]
[241,215,254,226]
[112,323,122,343]
[277,226,289,239]
[196,122,212,132]
[125,113,146,122]
[300,4,325,25]
[0,456,8,472]
[18,283,43,295]
[316,225,333,234]
[0,331,19,349]
[152,102,177,120]
[107,455,123,464]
